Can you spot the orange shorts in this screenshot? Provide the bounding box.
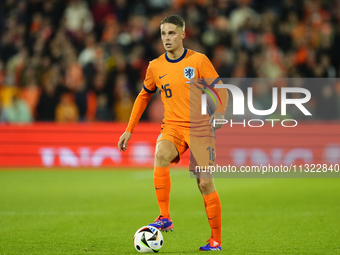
[156,124,215,170]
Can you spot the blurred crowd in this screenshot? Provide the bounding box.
[0,0,340,123]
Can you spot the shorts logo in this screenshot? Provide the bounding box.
[184,67,195,80]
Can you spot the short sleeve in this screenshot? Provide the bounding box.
[200,54,219,79]
[143,63,157,93]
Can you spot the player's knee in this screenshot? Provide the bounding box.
[155,149,173,164]
[198,179,214,194]
[198,181,208,193]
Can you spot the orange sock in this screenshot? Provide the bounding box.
[153,166,171,218]
[203,190,222,244]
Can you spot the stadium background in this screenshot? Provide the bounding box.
[0,0,340,167]
[1,1,340,255]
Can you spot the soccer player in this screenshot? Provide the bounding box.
[117,15,228,251]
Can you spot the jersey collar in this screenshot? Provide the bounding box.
[165,48,187,63]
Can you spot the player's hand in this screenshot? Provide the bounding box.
[209,112,225,130]
[118,131,132,152]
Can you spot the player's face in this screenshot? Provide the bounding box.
[160,23,185,53]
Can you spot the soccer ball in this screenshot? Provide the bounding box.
[133,226,163,253]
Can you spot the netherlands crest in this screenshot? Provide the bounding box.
[184,67,195,80]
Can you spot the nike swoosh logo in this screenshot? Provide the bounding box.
[155,187,165,190]
[159,74,167,79]
[208,216,217,220]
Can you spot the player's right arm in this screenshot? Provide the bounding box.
[117,89,153,152]
[117,63,157,152]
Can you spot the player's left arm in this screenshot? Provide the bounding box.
[200,55,229,130]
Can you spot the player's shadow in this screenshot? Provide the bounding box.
[160,252,199,254]
[160,251,222,254]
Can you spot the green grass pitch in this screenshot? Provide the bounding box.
[0,169,339,255]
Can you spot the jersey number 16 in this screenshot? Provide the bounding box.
[162,84,172,98]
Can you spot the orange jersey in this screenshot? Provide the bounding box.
[126,48,226,133]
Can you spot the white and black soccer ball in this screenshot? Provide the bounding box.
[133,226,164,253]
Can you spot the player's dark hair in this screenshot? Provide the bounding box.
[161,15,185,30]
